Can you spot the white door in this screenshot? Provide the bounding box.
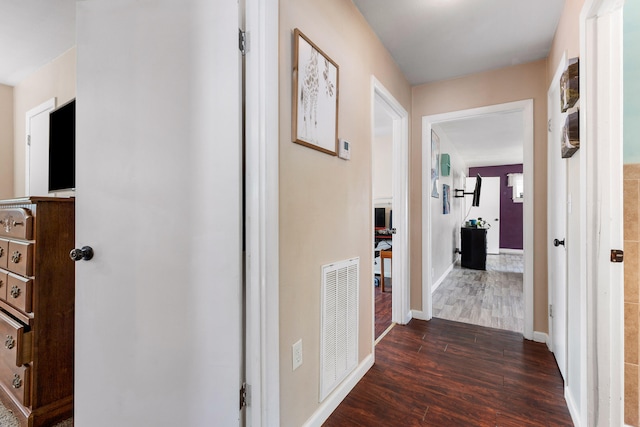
[75,2,242,426]
[25,99,56,196]
[466,176,500,254]
[547,63,568,381]
[373,82,410,325]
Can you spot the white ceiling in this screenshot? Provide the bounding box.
[356,0,564,167]
[352,0,565,86]
[433,111,524,168]
[0,0,75,86]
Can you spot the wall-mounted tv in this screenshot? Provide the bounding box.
[454,173,482,207]
[48,99,75,193]
[471,174,482,207]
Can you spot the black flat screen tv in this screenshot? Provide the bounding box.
[472,174,482,207]
[48,99,75,193]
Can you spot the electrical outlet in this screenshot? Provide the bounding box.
[292,339,303,371]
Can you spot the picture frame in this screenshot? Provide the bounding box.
[431,129,440,198]
[292,28,339,156]
[443,184,450,214]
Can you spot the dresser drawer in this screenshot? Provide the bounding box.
[0,209,32,241]
[0,311,30,367]
[6,275,32,314]
[0,361,30,407]
[0,271,6,302]
[0,239,7,269]
[7,241,33,277]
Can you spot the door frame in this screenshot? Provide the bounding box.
[245,0,280,425]
[24,98,56,196]
[580,0,624,424]
[420,99,535,340]
[371,77,411,326]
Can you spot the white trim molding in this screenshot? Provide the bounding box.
[372,77,411,326]
[499,248,524,255]
[532,331,549,346]
[580,0,624,425]
[431,262,455,293]
[302,354,375,427]
[245,0,280,425]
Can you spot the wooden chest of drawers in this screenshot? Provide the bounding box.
[0,198,74,427]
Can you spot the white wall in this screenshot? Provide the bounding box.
[373,133,392,202]
[430,127,468,285]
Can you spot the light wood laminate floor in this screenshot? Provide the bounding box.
[432,254,524,333]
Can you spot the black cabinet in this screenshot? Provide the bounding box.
[461,227,487,270]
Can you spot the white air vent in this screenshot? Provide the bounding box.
[320,257,359,401]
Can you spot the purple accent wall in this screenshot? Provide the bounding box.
[469,164,523,250]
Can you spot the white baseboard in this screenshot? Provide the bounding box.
[411,310,429,321]
[532,331,548,346]
[431,262,454,293]
[499,248,524,255]
[401,309,413,325]
[565,385,581,427]
[302,354,374,427]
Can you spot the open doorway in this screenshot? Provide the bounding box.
[371,78,410,342]
[373,97,394,339]
[421,99,535,339]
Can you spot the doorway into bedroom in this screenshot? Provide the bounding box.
[371,80,410,343]
[373,96,394,340]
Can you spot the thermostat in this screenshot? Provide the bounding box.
[338,138,351,160]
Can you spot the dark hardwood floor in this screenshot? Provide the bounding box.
[375,276,392,339]
[324,318,573,426]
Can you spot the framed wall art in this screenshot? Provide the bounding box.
[443,184,450,214]
[292,28,339,155]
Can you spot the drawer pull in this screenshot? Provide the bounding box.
[11,251,21,264]
[0,218,24,233]
[0,279,3,288]
[0,247,3,257]
[4,335,14,350]
[12,374,21,389]
[10,286,20,299]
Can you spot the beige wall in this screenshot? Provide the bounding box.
[373,134,392,201]
[547,0,584,84]
[410,60,549,331]
[13,47,76,197]
[279,0,411,425]
[0,84,13,199]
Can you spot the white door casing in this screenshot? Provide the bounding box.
[25,98,55,197]
[75,2,242,426]
[244,0,281,425]
[547,53,568,382]
[581,0,624,425]
[465,175,500,254]
[421,100,534,341]
[372,78,410,326]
